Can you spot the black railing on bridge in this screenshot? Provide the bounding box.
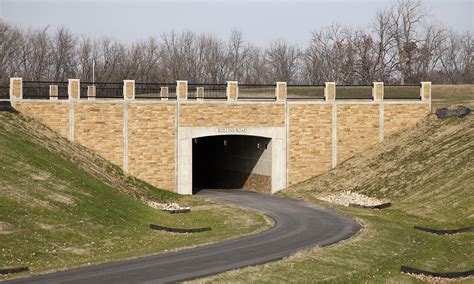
[238,84,276,100]
[187,83,227,100]
[0,85,9,99]
[82,82,123,99]
[336,85,373,100]
[287,84,325,100]
[384,84,421,100]
[22,81,68,100]
[135,82,177,100]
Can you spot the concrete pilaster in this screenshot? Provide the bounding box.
[196,87,204,102]
[325,82,335,101]
[68,79,80,100]
[9,78,22,100]
[161,87,169,101]
[177,81,188,101]
[227,81,238,101]
[49,85,58,100]
[124,80,135,100]
[87,85,96,100]
[372,82,384,101]
[276,82,287,102]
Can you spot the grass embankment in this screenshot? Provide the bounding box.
[0,111,271,280]
[197,87,473,283]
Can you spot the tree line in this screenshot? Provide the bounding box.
[0,0,471,86]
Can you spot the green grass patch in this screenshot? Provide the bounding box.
[0,113,271,280]
[193,102,473,283]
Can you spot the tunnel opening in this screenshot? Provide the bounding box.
[192,135,272,194]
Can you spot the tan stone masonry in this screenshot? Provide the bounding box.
[10,80,431,193]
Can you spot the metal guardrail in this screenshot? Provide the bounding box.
[336,85,373,99]
[238,84,276,99]
[384,84,421,100]
[287,84,325,100]
[82,81,123,99]
[188,83,227,100]
[0,85,8,99]
[22,81,68,100]
[135,82,176,99]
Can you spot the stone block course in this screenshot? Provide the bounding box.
[14,102,69,137]
[128,104,176,191]
[337,104,380,163]
[179,103,285,127]
[384,103,429,137]
[74,103,124,167]
[289,104,332,185]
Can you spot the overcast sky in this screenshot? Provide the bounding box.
[1,0,472,46]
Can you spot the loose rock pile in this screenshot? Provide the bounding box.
[319,191,389,207]
[147,201,190,212]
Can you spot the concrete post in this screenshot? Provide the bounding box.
[227,81,238,101]
[177,80,188,101]
[87,85,96,100]
[68,79,80,100]
[276,82,287,102]
[372,82,384,101]
[161,87,169,101]
[9,78,22,100]
[420,82,431,101]
[325,82,336,101]
[196,87,204,102]
[421,81,432,113]
[123,80,135,100]
[49,85,58,100]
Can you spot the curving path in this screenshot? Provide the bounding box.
[7,189,361,284]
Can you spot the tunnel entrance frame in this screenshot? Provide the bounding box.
[177,126,287,195]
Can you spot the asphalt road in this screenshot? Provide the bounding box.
[6,189,361,284]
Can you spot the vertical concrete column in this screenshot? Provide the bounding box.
[276,82,287,102]
[420,81,432,112]
[9,78,22,100]
[176,80,188,101]
[161,87,169,101]
[372,82,384,101]
[325,82,336,101]
[123,80,135,100]
[49,85,58,100]
[227,81,238,101]
[87,85,96,100]
[68,79,80,100]
[196,87,204,102]
[373,82,385,142]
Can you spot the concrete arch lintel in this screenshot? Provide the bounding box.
[177,126,287,195]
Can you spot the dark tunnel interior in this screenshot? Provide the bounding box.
[192,135,272,194]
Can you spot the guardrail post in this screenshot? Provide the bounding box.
[196,87,204,102]
[325,82,335,101]
[123,80,135,100]
[161,87,169,101]
[177,80,188,101]
[276,82,287,102]
[9,77,22,100]
[68,79,80,100]
[227,81,238,102]
[87,85,96,100]
[50,85,58,100]
[372,82,384,101]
